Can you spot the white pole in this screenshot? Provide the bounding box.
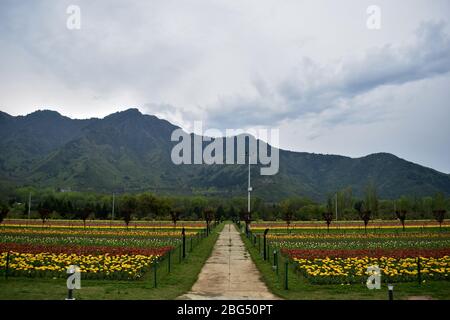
[248,153,251,213]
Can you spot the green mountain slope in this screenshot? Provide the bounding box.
[1,108,449,201]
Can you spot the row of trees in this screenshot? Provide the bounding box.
[0,186,449,226]
[320,189,447,231]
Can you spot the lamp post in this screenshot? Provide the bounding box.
[66,265,80,300]
[388,284,394,300]
[247,152,252,214]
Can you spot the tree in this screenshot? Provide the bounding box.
[433,210,446,230]
[120,195,137,229]
[203,208,215,236]
[336,187,353,220]
[432,193,447,230]
[37,197,53,225]
[322,212,333,232]
[0,202,9,224]
[156,197,171,219]
[354,200,371,232]
[170,208,182,228]
[81,202,94,229]
[322,196,333,232]
[280,198,301,233]
[395,196,410,231]
[229,205,238,223]
[395,210,407,231]
[364,182,379,218]
[137,193,158,219]
[239,208,251,235]
[216,205,225,223]
[281,206,294,233]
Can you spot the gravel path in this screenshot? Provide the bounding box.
[178,223,280,300]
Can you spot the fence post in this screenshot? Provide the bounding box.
[168,250,171,273]
[263,228,269,260]
[182,227,186,259]
[179,244,182,263]
[258,235,261,253]
[274,250,278,275]
[284,260,289,290]
[153,262,158,288]
[190,238,193,252]
[5,251,10,280]
[417,257,422,284]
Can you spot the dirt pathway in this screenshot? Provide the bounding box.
[178,223,279,300]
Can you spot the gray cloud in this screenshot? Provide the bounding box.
[0,0,449,172]
[206,21,450,129]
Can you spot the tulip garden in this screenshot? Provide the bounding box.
[0,221,207,281]
[247,221,450,288]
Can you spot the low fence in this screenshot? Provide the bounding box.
[242,225,435,291]
[1,222,220,289]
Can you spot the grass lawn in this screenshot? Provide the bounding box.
[0,223,224,300]
[240,230,450,300]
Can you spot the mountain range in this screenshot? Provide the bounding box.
[1,108,449,201]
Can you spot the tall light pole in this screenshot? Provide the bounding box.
[248,153,252,213]
[244,151,253,236]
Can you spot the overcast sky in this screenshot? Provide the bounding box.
[0,0,449,173]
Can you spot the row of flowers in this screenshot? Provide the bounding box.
[3,219,207,228]
[0,234,181,248]
[0,251,159,280]
[293,256,450,284]
[282,248,450,259]
[251,225,448,231]
[250,220,448,229]
[270,239,450,250]
[266,232,450,240]
[0,243,172,256]
[258,223,450,285]
[0,224,192,281]
[0,227,198,238]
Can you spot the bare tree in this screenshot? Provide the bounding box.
[81,202,94,229]
[395,210,407,231]
[239,208,252,236]
[120,195,137,229]
[37,200,52,225]
[433,210,446,230]
[283,208,294,234]
[203,208,215,236]
[354,200,371,233]
[432,193,447,230]
[323,212,333,232]
[170,208,182,228]
[0,202,9,224]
